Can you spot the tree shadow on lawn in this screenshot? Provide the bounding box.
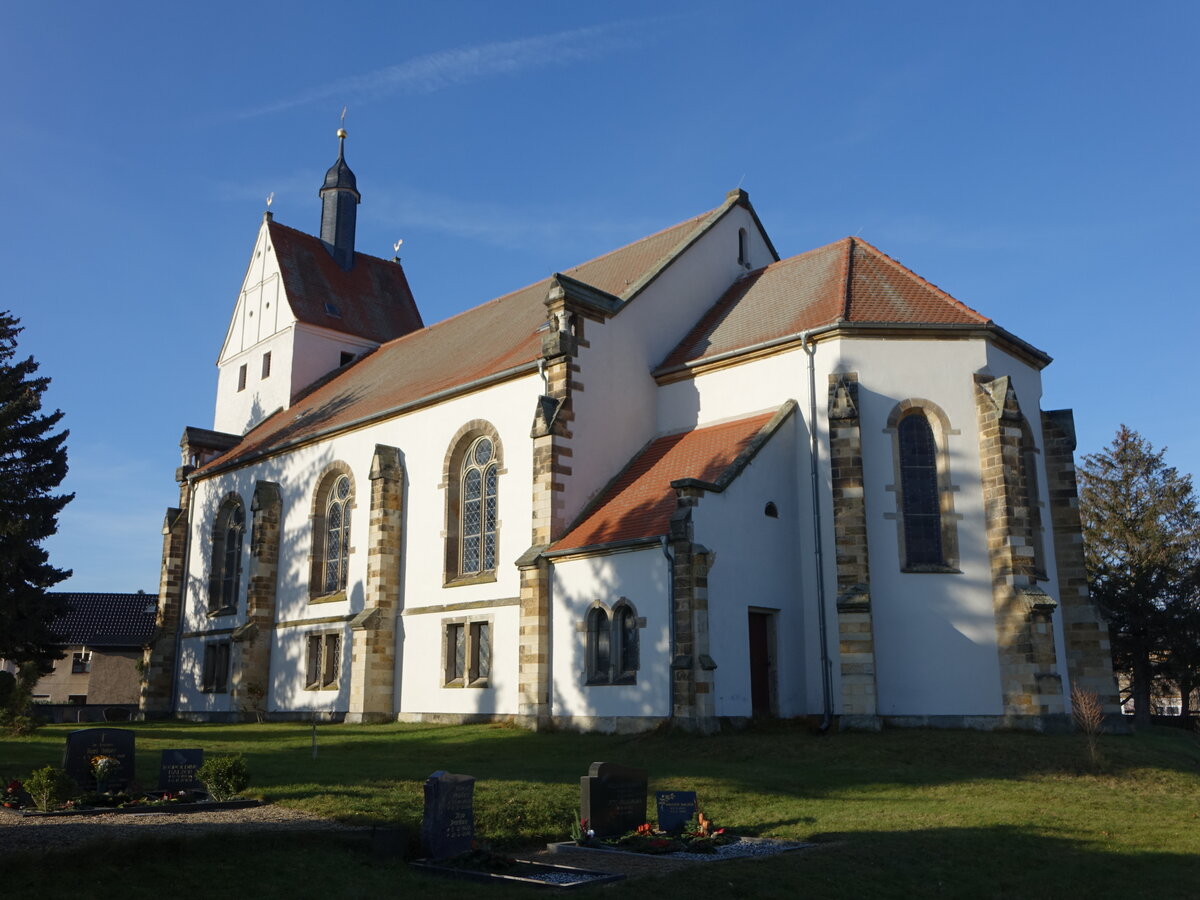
[8,720,1198,815]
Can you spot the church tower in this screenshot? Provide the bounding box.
[319,127,360,270]
[210,129,422,436]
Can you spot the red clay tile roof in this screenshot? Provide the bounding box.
[49,593,158,647]
[658,237,991,371]
[197,199,733,474]
[552,411,778,552]
[268,221,424,343]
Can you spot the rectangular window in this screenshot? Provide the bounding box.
[305,633,341,690]
[67,694,87,705]
[237,364,247,392]
[201,641,231,693]
[261,351,272,379]
[443,620,491,687]
[72,651,92,674]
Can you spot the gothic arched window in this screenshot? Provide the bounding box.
[461,437,498,576]
[323,475,352,594]
[888,401,960,573]
[898,413,942,568]
[209,496,245,614]
[587,606,611,684]
[309,466,354,599]
[443,423,503,584]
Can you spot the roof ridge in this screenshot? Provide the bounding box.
[267,219,404,270]
[850,237,992,324]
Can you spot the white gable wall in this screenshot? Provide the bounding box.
[563,207,773,531]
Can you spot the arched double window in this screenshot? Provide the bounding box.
[310,466,354,599]
[443,423,503,584]
[888,401,959,572]
[209,496,245,614]
[586,601,640,685]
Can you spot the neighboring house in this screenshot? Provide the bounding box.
[141,134,1118,731]
[30,592,158,721]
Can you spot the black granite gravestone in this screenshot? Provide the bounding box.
[158,749,205,792]
[579,762,648,838]
[63,728,135,792]
[421,771,476,859]
[655,790,697,833]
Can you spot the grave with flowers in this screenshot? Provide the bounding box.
[410,769,624,889]
[1,729,259,816]
[547,760,810,862]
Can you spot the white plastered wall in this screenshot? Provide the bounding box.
[549,546,670,725]
[177,372,541,718]
[562,206,774,533]
[692,414,808,718]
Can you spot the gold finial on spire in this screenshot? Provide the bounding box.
[337,106,348,141]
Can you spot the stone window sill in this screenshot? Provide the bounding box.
[900,565,962,575]
[309,590,347,605]
[443,572,498,589]
[207,607,236,618]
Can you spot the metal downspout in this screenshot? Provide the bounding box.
[802,331,834,732]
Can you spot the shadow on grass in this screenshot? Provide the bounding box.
[4,821,1199,900]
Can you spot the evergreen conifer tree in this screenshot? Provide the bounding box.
[0,311,72,671]
[1079,426,1200,726]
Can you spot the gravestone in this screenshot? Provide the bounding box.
[421,771,476,859]
[655,790,697,834]
[62,728,135,792]
[158,749,205,792]
[579,762,648,838]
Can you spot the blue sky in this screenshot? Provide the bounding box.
[3,2,1196,591]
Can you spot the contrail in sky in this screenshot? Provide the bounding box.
[238,20,661,119]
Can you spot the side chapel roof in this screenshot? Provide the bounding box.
[47,593,159,647]
[656,236,1045,373]
[197,194,745,474]
[551,405,791,553]
[267,220,423,344]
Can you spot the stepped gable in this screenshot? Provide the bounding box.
[49,592,158,646]
[659,237,992,371]
[197,200,731,475]
[268,220,423,344]
[552,410,777,553]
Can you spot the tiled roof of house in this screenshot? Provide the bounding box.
[48,593,159,647]
[268,220,424,344]
[552,410,781,553]
[198,197,737,475]
[658,237,992,371]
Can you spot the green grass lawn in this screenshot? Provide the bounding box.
[2,720,1198,898]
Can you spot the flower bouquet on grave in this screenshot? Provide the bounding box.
[90,755,120,794]
[3,778,26,809]
[570,817,599,847]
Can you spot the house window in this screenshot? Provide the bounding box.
[309,467,354,599]
[72,651,92,674]
[209,496,245,614]
[887,402,960,573]
[305,633,341,690]
[586,601,641,685]
[261,351,272,379]
[738,227,748,267]
[67,694,87,705]
[443,620,491,687]
[237,364,247,392]
[201,641,231,693]
[443,424,503,583]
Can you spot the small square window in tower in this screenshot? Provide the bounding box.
[261,351,271,379]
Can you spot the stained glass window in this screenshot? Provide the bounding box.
[899,414,943,567]
[323,475,351,593]
[460,437,498,575]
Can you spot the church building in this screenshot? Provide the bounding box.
[140,134,1117,731]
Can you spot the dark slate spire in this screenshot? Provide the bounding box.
[319,128,360,270]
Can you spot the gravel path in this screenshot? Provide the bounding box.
[0,804,370,856]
